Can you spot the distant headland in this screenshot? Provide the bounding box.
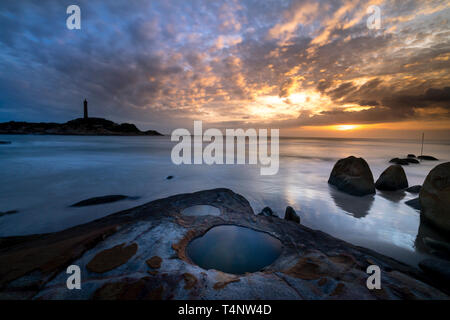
[0,99,163,136]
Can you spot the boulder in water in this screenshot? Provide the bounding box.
[406,185,421,193]
[419,162,450,232]
[407,154,416,158]
[328,156,375,196]
[389,158,409,166]
[375,165,408,191]
[418,155,438,161]
[70,195,138,207]
[284,206,300,224]
[405,198,421,211]
[258,206,276,217]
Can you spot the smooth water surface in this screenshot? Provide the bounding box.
[1,134,449,266]
[186,225,282,274]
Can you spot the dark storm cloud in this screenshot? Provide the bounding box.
[0,0,449,131]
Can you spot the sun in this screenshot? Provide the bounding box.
[335,124,359,131]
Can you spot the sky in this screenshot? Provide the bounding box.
[0,0,449,138]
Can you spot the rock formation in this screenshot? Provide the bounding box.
[375,165,408,191]
[328,156,375,196]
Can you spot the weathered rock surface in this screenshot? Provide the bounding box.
[0,189,447,300]
[0,118,163,136]
[406,185,421,194]
[70,195,138,207]
[284,206,300,224]
[419,259,450,287]
[328,156,375,196]
[418,155,438,161]
[419,162,450,232]
[375,165,408,191]
[405,198,421,211]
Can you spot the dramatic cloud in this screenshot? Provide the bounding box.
[0,0,449,136]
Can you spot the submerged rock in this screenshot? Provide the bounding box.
[166,175,174,180]
[406,185,421,194]
[375,165,408,191]
[70,195,139,207]
[405,198,421,211]
[284,206,300,224]
[0,141,11,145]
[420,162,450,233]
[328,156,375,196]
[389,158,409,165]
[418,155,439,161]
[258,206,276,217]
[0,210,18,217]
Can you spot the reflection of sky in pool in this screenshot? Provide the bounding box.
[186,225,282,274]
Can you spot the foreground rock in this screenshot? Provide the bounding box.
[0,118,163,136]
[0,189,447,300]
[70,195,138,207]
[419,162,450,233]
[284,206,300,223]
[375,165,408,191]
[406,185,421,194]
[328,156,375,196]
[418,155,438,161]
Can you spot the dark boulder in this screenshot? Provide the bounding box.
[375,165,408,191]
[418,155,438,161]
[166,175,174,180]
[419,162,450,232]
[404,158,419,164]
[258,206,276,217]
[406,185,421,193]
[328,156,375,196]
[70,195,138,207]
[389,158,409,166]
[405,198,421,211]
[284,206,300,224]
[407,154,416,158]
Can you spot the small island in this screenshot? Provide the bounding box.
[0,99,163,136]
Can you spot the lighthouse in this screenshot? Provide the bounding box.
[83,99,88,119]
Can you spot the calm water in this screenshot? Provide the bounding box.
[1,134,449,266]
[186,225,282,274]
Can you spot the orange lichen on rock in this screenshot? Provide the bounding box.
[146,256,162,269]
[183,273,198,290]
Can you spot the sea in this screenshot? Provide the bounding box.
[1,134,449,267]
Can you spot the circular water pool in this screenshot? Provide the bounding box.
[186,225,282,274]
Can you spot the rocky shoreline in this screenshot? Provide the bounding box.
[0,118,163,136]
[0,188,448,300]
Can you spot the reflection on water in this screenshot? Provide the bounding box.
[378,190,406,203]
[0,134,449,267]
[186,225,282,274]
[329,186,374,218]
